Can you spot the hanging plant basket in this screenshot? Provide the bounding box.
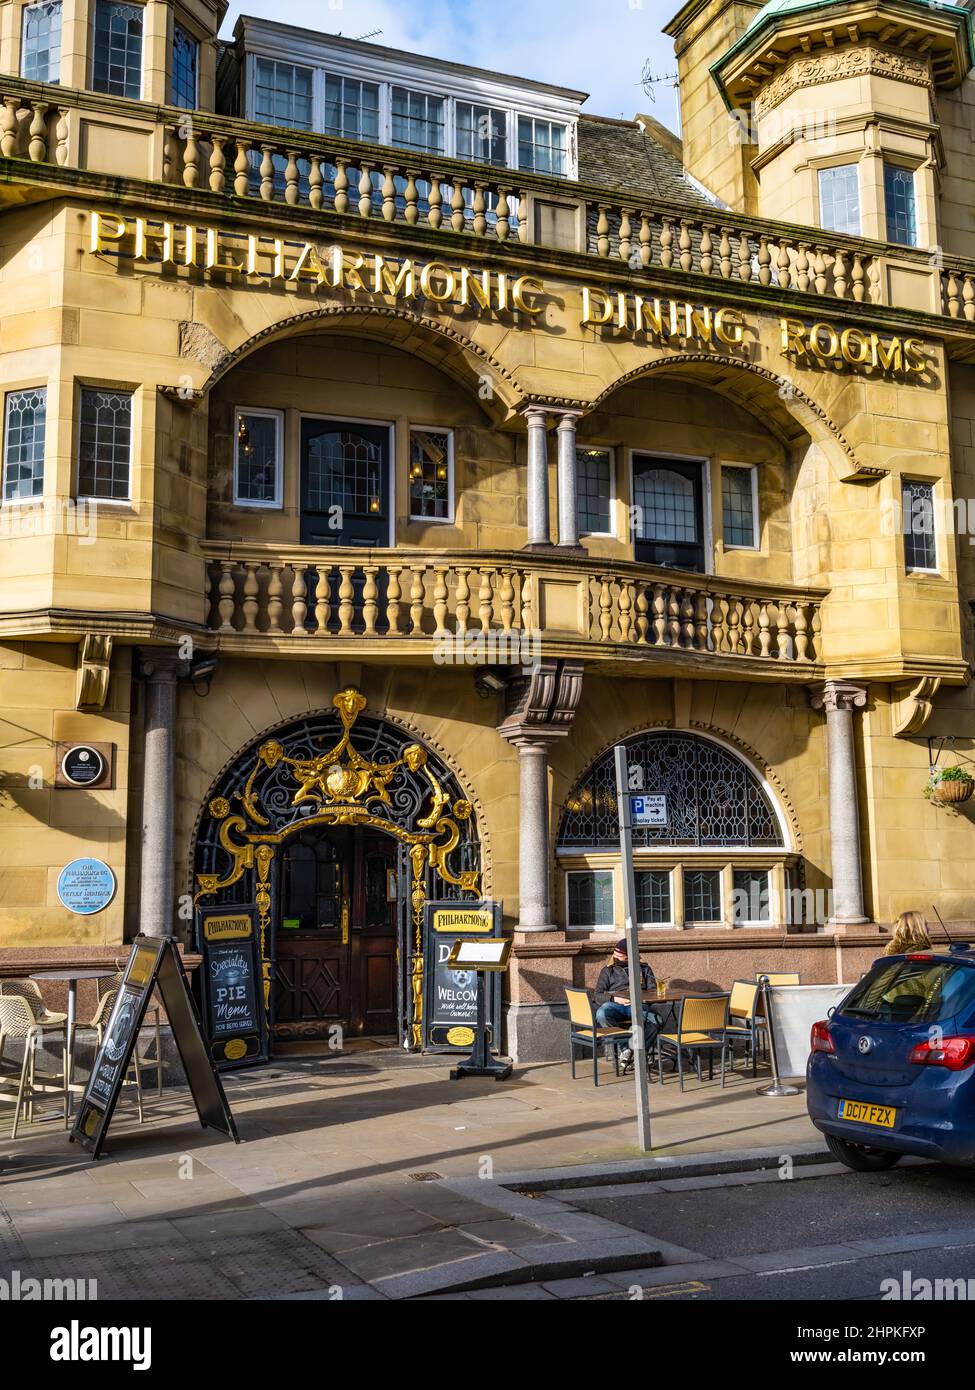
[925,767,975,805]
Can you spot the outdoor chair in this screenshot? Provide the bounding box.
[655,993,731,1092]
[755,972,801,985]
[564,987,632,1086]
[0,978,67,1024]
[725,980,763,1076]
[0,992,69,1138]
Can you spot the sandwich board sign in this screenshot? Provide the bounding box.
[70,934,240,1159]
[196,906,268,1069]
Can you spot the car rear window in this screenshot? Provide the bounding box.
[840,958,975,1025]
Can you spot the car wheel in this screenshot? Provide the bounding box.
[825,1132,902,1172]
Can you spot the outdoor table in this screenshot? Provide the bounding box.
[29,968,116,1117]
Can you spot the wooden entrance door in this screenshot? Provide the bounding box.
[274,828,398,1039]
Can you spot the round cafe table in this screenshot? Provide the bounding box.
[29,969,116,1117]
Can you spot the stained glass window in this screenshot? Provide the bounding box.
[902,478,937,571]
[21,2,62,83]
[3,388,46,501]
[558,732,783,850]
[636,870,671,926]
[566,870,615,928]
[92,1,143,99]
[577,447,612,535]
[171,24,198,110]
[722,466,756,548]
[684,869,722,923]
[732,869,770,923]
[78,388,132,500]
[885,164,918,248]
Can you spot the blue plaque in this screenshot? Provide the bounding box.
[57,858,117,915]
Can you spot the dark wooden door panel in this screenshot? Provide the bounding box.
[352,937,397,1036]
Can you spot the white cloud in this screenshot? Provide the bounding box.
[221,0,681,131]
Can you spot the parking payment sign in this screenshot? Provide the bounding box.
[630,795,667,827]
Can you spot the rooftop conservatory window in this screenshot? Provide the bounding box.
[324,73,380,142]
[391,86,445,154]
[456,103,507,167]
[518,116,567,177]
[255,58,314,131]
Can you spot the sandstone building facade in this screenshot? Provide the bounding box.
[2,0,975,1059]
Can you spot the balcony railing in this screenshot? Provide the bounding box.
[0,75,966,321]
[202,545,826,668]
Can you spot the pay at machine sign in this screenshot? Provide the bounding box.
[630,795,667,827]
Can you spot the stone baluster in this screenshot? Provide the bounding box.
[596,206,610,258]
[496,187,511,241]
[521,572,534,632]
[28,102,48,162]
[410,566,426,635]
[679,219,693,272]
[404,171,420,226]
[291,565,308,635]
[964,275,975,322]
[659,217,674,269]
[382,166,396,222]
[726,596,741,654]
[777,238,791,289]
[517,190,529,243]
[741,599,755,655]
[54,107,69,165]
[209,133,227,194]
[700,224,714,276]
[833,248,848,299]
[267,565,284,633]
[618,581,633,643]
[455,567,471,633]
[946,270,960,318]
[758,235,772,286]
[234,140,250,197]
[433,567,449,636]
[428,175,443,230]
[500,570,516,631]
[473,183,487,237]
[217,562,236,632]
[711,594,726,652]
[796,243,810,293]
[639,212,652,268]
[333,158,350,214]
[478,569,494,632]
[1,96,20,158]
[386,566,402,635]
[337,567,355,634]
[719,227,733,279]
[598,578,613,641]
[667,587,681,646]
[358,164,373,217]
[314,564,332,633]
[618,208,632,263]
[775,599,792,660]
[813,246,828,295]
[363,566,379,635]
[794,602,810,661]
[450,177,465,232]
[852,252,866,303]
[308,155,324,210]
[633,585,649,644]
[241,563,259,634]
[681,590,695,648]
[651,584,667,646]
[758,601,772,658]
[738,231,752,282]
[694,591,709,650]
[259,145,274,202]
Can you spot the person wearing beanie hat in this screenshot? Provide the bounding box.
[594,939,658,1074]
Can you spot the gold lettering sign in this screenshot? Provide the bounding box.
[203,913,252,942]
[85,211,930,379]
[432,908,493,933]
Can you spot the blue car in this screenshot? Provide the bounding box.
[806,945,975,1171]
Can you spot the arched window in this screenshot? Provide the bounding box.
[557,732,796,932]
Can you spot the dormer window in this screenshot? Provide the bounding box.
[391,87,445,154]
[456,103,507,167]
[255,57,313,131]
[517,116,567,177]
[324,74,380,142]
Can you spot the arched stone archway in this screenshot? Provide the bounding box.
[193,688,481,1048]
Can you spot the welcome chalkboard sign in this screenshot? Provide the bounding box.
[197,907,267,1069]
[422,902,502,1052]
[70,935,240,1159]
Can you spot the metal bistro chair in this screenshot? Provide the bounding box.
[725,980,763,1076]
[0,993,69,1137]
[564,988,632,1086]
[655,993,731,1092]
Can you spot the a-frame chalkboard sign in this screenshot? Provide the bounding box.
[70,934,240,1159]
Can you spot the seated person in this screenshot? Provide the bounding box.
[594,939,659,1072]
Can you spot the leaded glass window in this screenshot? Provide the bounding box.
[21,1,62,83]
[306,430,382,515]
[634,467,697,543]
[885,164,918,248]
[171,24,198,110]
[391,87,444,154]
[732,869,770,923]
[78,388,132,500]
[566,870,615,929]
[324,73,380,142]
[902,478,937,571]
[819,164,861,235]
[234,410,281,507]
[518,116,567,176]
[577,447,612,535]
[558,732,783,850]
[92,1,143,99]
[456,103,507,167]
[722,466,756,548]
[409,429,451,521]
[684,869,722,924]
[636,870,671,925]
[3,388,46,501]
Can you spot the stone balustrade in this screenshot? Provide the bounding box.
[202,546,825,667]
[1,76,963,320]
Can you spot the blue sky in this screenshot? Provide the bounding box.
[222,0,682,132]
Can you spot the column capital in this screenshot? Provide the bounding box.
[521,405,550,429]
[553,408,584,430]
[136,647,191,683]
[497,660,584,745]
[809,680,868,715]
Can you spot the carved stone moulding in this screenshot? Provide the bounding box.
[754,46,932,117]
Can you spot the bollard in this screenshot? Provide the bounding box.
[756,974,800,1097]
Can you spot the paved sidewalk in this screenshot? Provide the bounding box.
[0,1054,821,1299]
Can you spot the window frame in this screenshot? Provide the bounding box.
[883,160,920,249]
[20,0,63,84]
[76,383,135,504]
[170,19,200,111]
[575,444,616,538]
[731,867,772,925]
[635,867,674,930]
[251,54,315,132]
[233,406,284,510]
[90,0,145,101]
[817,161,862,237]
[901,476,939,575]
[517,113,569,177]
[455,100,509,168]
[2,384,48,505]
[408,425,454,525]
[720,462,759,551]
[390,83,446,155]
[628,448,713,571]
[322,69,381,143]
[565,868,616,931]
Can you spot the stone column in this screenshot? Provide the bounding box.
[523,407,552,548]
[511,735,556,931]
[810,681,869,926]
[555,410,583,550]
[138,650,188,938]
